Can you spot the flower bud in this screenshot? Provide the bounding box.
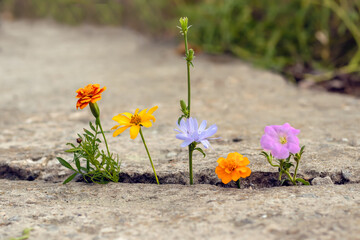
[89,102,100,119]
[179,17,188,33]
[180,100,187,111]
[76,138,82,144]
[186,49,195,62]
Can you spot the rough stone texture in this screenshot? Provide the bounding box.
[0,20,360,239]
[1,180,360,240]
[311,176,334,185]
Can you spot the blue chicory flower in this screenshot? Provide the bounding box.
[175,117,218,148]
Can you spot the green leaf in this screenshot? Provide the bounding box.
[83,128,94,137]
[65,148,81,153]
[57,157,76,171]
[66,142,76,148]
[280,179,286,186]
[177,115,185,125]
[194,147,206,157]
[296,178,310,185]
[63,172,77,184]
[74,156,81,172]
[89,121,96,131]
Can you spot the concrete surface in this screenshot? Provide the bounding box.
[0,20,360,239]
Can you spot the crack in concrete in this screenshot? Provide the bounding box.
[0,163,352,187]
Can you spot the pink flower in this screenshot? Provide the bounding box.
[260,123,300,159]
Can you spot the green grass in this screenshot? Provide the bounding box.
[1,0,359,81]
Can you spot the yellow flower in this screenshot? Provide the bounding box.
[215,152,251,184]
[112,106,158,139]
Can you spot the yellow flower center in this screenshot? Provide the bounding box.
[130,114,142,125]
[279,136,287,144]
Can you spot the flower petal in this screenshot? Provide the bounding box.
[141,121,152,128]
[271,144,289,159]
[111,125,119,130]
[221,173,232,184]
[231,170,241,181]
[200,124,217,139]
[198,120,207,132]
[113,126,129,137]
[130,125,140,139]
[260,134,276,151]
[138,108,148,117]
[147,106,158,114]
[176,134,191,141]
[112,115,130,124]
[180,139,193,148]
[122,112,133,118]
[200,140,210,149]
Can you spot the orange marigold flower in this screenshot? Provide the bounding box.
[111,106,158,139]
[215,152,251,184]
[76,84,106,110]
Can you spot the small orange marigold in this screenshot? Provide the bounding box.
[215,152,251,184]
[76,84,106,110]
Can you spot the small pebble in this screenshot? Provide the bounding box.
[312,176,333,185]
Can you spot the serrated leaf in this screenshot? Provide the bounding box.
[65,148,81,153]
[74,156,81,172]
[194,147,206,157]
[66,142,76,148]
[63,172,77,184]
[83,128,94,137]
[89,121,96,131]
[296,178,310,185]
[57,157,76,171]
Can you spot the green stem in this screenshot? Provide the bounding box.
[89,123,99,171]
[236,179,241,189]
[189,145,194,185]
[184,31,193,185]
[293,160,300,180]
[284,170,296,185]
[96,118,111,158]
[139,128,159,185]
[183,32,191,116]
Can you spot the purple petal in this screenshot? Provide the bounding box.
[176,134,191,141]
[199,120,207,132]
[271,144,290,159]
[181,139,193,148]
[287,142,300,154]
[286,135,299,145]
[264,125,278,137]
[200,140,210,149]
[200,124,217,139]
[193,118,199,130]
[179,119,187,132]
[260,134,276,151]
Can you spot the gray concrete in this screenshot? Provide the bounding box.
[1,180,360,240]
[0,20,360,239]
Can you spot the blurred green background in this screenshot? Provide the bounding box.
[1,0,359,95]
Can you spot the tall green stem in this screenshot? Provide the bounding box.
[96,118,111,158]
[188,145,194,185]
[139,128,160,185]
[184,30,194,185]
[184,32,191,116]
